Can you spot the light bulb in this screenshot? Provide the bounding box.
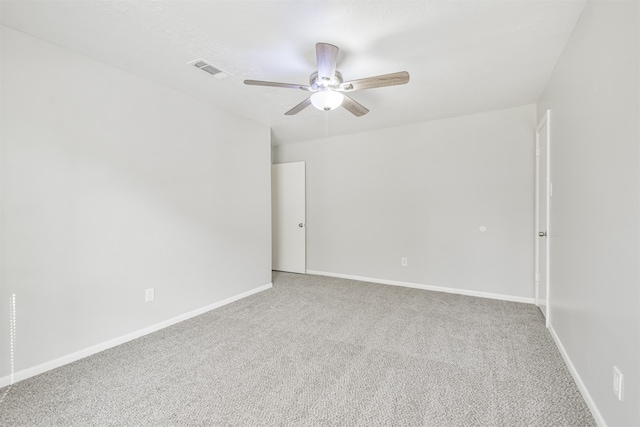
[310,90,344,111]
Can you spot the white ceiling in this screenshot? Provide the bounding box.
[1,0,586,145]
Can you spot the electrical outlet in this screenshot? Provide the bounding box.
[613,366,623,401]
[401,257,408,267]
[145,288,155,303]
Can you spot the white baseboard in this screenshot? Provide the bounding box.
[0,283,272,388]
[548,325,606,427]
[305,270,535,304]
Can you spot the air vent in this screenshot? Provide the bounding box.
[187,59,231,80]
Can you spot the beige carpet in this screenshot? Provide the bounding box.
[0,272,595,426]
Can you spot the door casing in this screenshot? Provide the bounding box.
[272,162,306,274]
[535,110,551,325]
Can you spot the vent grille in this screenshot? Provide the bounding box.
[187,59,231,80]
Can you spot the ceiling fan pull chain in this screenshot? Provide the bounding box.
[325,110,329,144]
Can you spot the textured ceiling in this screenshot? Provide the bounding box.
[0,0,586,145]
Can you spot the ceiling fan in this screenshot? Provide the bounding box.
[244,42,410,117]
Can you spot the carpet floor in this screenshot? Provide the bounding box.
[0,272,595,426]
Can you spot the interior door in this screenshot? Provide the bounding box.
[272,162,306,273]
[535,110,550,323]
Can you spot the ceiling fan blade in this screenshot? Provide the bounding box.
[339,71,410,91]
[341,95,369,117]
[285,97,313,115]
[244,80,311,91]
[316,42,339,82]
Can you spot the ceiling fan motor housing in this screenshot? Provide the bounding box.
[310,71,343,90]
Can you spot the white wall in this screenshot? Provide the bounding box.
[273,104,536,300]
[537,1,639,426]
[0,26,271,380]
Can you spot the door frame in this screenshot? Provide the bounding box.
[271,161,306,274]
[535,109,551,326]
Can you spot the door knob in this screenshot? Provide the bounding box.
[538,231,547,237]
[299,223,304,228]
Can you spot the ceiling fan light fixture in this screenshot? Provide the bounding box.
[310,90,344,111]
[244,43,409,116]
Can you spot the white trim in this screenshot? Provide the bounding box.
[0,283,273,388]
[535,125,541,307]
[535,109,551,327]
[545,110,551,328]
[548,325,607,427]
[306,270,535,304]
[535,109,549,133]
